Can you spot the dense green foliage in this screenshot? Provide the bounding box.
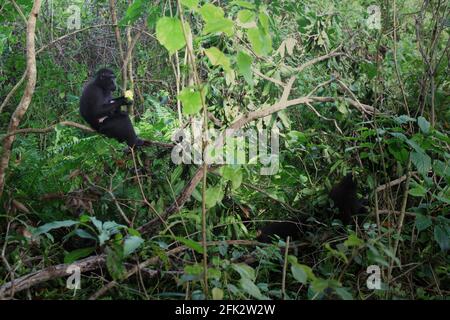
[0,0,449,300]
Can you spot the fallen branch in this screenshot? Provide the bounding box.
[89,240,258,300]
[0,240,258,298]
[0,254,106,298]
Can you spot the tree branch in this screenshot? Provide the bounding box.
[0,121,174,149]
[0,0,42,199]
[1,121,93,141]
[0,254,106,298]
[0,240,258,298]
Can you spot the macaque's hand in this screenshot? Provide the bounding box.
[112,96,131,106]
[124,90,134,104]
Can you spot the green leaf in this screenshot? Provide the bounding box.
[388,144,409,162]
[361,62,377,80]
[405,138,424,154]
[199,4,234,36]
[237,10,255,23]
[297,15,311,33]
[231,171,243,190]
[208,268,222,280]
[236,9,256,27]
[434,225,450,251]
[258,10,270,34]
[127,228,141,237]
[182,264,205,283]
[240,278,265,299]
[335,287,353,300]
[418,116,430,134]
[103,221,124,233]
[222,166,243,190]
[292,261,316,282]
[433,160,450,178]
[344,233,364,247]
[291,263,307,284]
[106,245,126,281]
[123,236,144,256]
[33,220,79,236]
[204,47,231,72]
[237,51,253,85]
[79,215,90,223]
[171,165,184,184]
[175,236,204,254]
[146,6,161,30]
[394,115,416,125]
[204,18,234,36]
[247,27,272,56]
[310,278,329,293]
[64,247,95,264]
[389,131,408,141]
[89,216,103,233]
[232,263,256,281]
[74,229,97,241]
[337,101,349,115]
[212,287,224,300]
[199,3,224,21]
[156,17,187,55]
[230,0,256,9]
[120,0,145,25]
[411,151,432,175]
[205,184,224,208]
[287,130,308,144]
[93,219,124,246]
[178,87,203,115]
[180,0,198,10]
[415,213,432,232]
[408,184,427,197]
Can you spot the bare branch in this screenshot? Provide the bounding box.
[253,69,285,87]
[0,69,27,114]
[1,121,93,141]
[88,240,258,300]
[10,0,27,23]
[376,174,412,192]
[0,255,106,298]
[109,0,125,60]
[296,50,345,73]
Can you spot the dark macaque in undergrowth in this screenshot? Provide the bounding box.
[256,220,302,243]
[79,68,144,147]
[329,173,368,224]
[256,173,368,243]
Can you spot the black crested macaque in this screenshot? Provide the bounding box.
[80,68,144,147]
[256,173,368,243]
[329,173,367,224]
[256,221,302,243]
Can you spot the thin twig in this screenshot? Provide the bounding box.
[389,160,412,281]
[281,236,290,300]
